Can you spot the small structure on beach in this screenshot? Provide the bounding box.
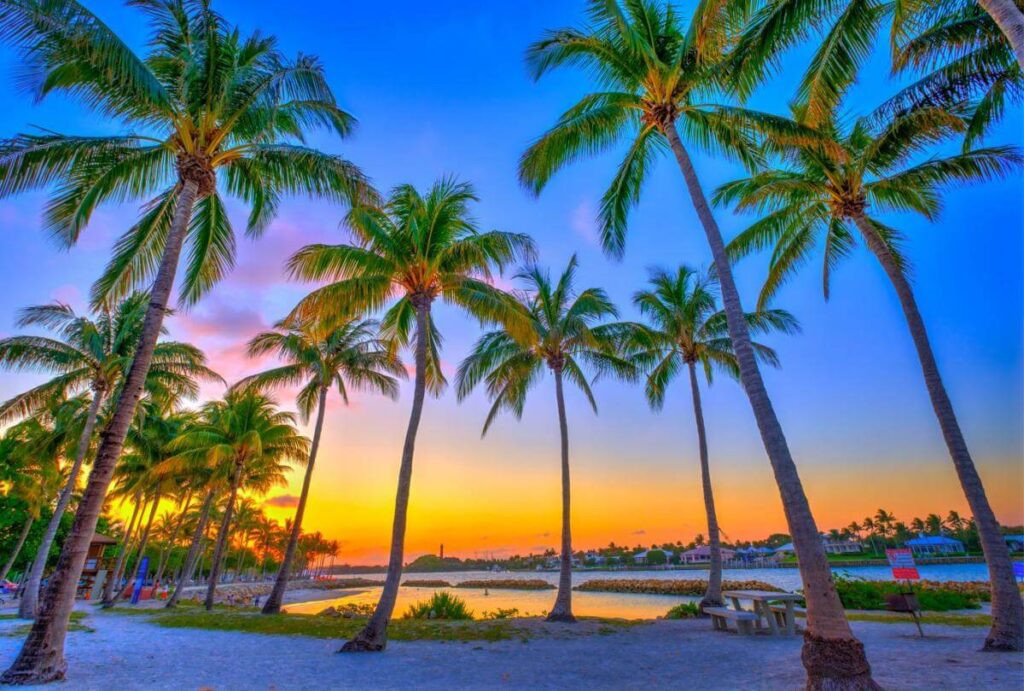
[80,533,117,599]
[905,534,966,556]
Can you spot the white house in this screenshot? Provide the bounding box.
[680,545,736,564]
[773,535,862,556]
[906,534,966,556]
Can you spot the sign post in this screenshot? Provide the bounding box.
[885,548,920,581]
[130,556,149,605]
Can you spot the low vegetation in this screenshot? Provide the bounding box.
[575,579,780,596]
[402,579,453,588]
[830,577,981,612]
[664,602,702,619]
[403,592,474,620]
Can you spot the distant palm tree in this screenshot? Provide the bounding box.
[456,255,633,621]
[627,266,797,610]
[167,391,308,610]
[287,177,534,651]
[925,513,946,535]
[0,417,61,582]
[233,317,404,614]
[717,101,1024,652]
[0,2,368,679]
[518,2,872,684]
[0,294,219,620]
[910,517,926,533]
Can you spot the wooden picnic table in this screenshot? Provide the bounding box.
[722,590,802,636]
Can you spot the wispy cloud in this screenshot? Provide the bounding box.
[264,494,300,508]
[570,199,600,247]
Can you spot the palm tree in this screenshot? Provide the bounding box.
[926,513,946,535]
[627,266,798,610]
[166,390,308,610]
[0,418,61,582]
[0,2,369,679]
[519,2,874,684]
[0,293,219,619]
[233,316,403,614]
[287,177,534,651]
[456,255,632,622]
[972,0,1024,69]
[716,100,1023,652]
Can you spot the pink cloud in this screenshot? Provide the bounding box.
[229,217,339,290]
[177,298,269,341]
[50,284,84,308]
[570,199,600,247]
[264,494,300,508]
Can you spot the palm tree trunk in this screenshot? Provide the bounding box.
[100,491,144,607]
[853,214,1023,651]
[1,517,34,584]
[263,386,328,614]
[19,386,105,620]
[546,366,576,622]
[112,493,160,605]
[204,462,244,611]
[688,361,723,610]
[341,297,431,652]
[663,125,876,690]
[153,491,193,587]
[978,0,1024,69]
[1,179,198,685]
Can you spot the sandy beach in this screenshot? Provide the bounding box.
[1,603,1021,690]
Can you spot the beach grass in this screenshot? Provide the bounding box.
[101,602,644,642]
[0,611,92,636]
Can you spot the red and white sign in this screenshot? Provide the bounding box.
[886,548,920,580]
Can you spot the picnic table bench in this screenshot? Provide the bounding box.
[709,590,803,636]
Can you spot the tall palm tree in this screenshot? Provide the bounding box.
[0,2,369,680]
[456,255,633,622]
[233,316,404,614]
[0,293,219,619]
[968,0,1024,69]
[287,177,534,651]
[627,266,798,610]
[716,100,1024,652]
[165,390,308,610]
[518,2,875,684]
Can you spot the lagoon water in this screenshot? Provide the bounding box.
[287,564,992,619]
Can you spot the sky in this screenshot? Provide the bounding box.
[0,1,1021,564]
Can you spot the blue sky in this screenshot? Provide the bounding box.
[0,1,1020,560]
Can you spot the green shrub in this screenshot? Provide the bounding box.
[831,576,980,612]
[665,602,701,619]
[403,591,474,620]
[481,607,519,620]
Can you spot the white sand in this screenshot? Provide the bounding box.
[0,608,1021,690]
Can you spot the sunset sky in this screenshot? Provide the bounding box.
[0,1,1021,565]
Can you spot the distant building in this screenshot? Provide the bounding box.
[1004,535,1024,553]
[905,534,966,556]
[680,545,736,564]
[632,549,673,565]
[584,551,607,565]
[735,546,776,561]
[774,535,862,556]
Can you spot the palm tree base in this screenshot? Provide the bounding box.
[0,652,66,686]
[544,611,577,624]
[802,632,879,690]
[260,602,283,615]
[982,630,1024,652]
[338,634,386,653]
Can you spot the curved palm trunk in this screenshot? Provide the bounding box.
[854,214,1023,652]
[100,491,144,607]
[112,493,160,605]
[204,462,244,611]
[19,387,105,619]
[546,366,576,622]
[688,361,723,610]
[166,488,214,609]
[341,298,431,652]
[263,386,328,614]
[1,179,198,685]
[978,0,1024,69]
[1,518,34,584]
[664,125,877,690]
[153,491,193,587]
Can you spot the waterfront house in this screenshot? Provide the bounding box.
[633,549,674,565]
[1003,535,1024,553]
[774,535,863,556]
[681,545,737,564]
[905,534,966,556]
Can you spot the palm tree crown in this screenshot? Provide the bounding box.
[235,317,405,419]
[629,266,799,409]
[0,0,374,306]
[456,255,632,433]
[717,104,1022,307]
[287,177,535,389]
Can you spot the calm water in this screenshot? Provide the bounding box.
[286,564,992,619]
